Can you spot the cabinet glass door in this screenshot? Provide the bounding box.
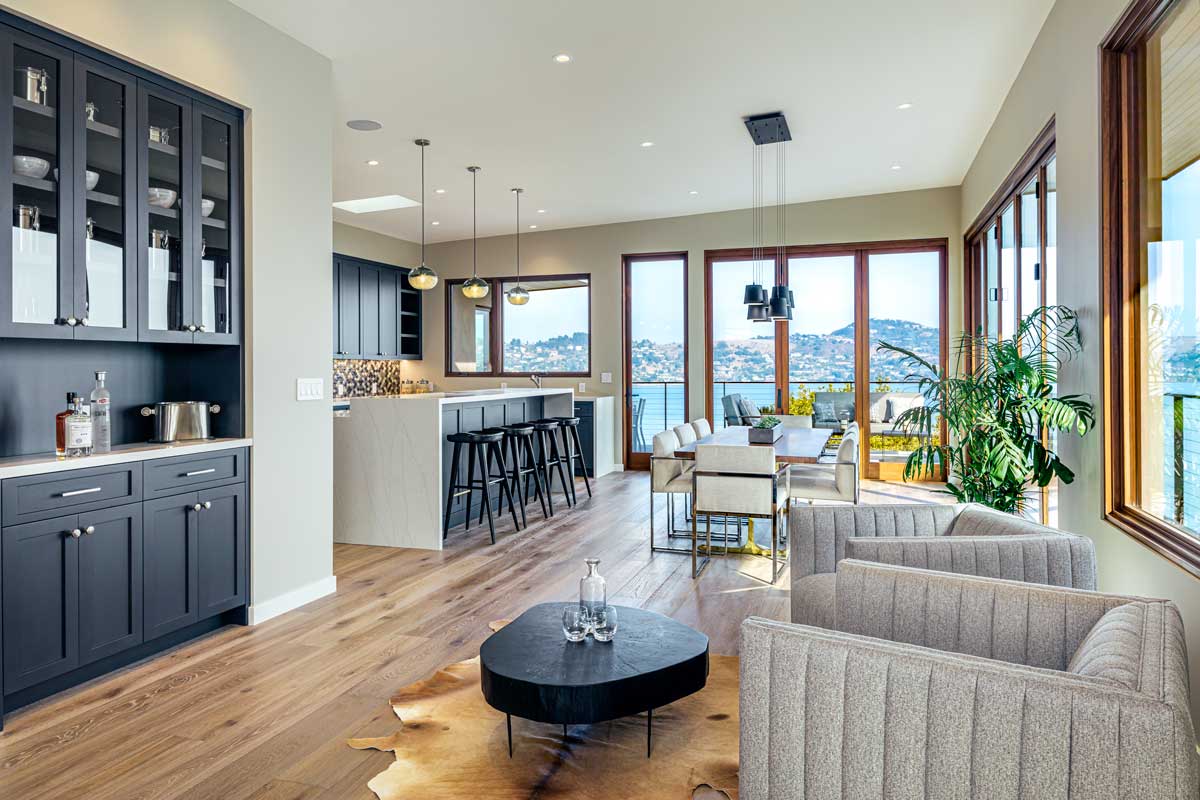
[3,34,73,337]
[194,105,238,342]
[74,61,136,339]
[138,86,192,341]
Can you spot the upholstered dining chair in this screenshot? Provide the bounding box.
[692,444,788,582]
[673,422,698,448]
[649,429,694,555]
[690,418,713,439]
[789,426,859,506]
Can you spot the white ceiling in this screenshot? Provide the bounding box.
[232,0,1054,245]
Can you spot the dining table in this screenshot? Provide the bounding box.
[673,425,834,463]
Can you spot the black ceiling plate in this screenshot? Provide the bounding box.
[743,112,791,145]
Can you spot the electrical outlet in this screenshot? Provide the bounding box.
[297,378,324,401]
[601,372,613,384]
[578,382,586,393]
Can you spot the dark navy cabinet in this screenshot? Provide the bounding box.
[333,254,421,360]
[78,504,143,664]
[196,483,247,617]
[142,493,198,640]
[573,401,596,478]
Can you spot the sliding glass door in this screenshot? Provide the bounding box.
[787,254,856,429]
[623,253,687,469]
[709,258,777,429]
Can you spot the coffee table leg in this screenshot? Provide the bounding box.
[506,714,513,758]
[647,708,653,758]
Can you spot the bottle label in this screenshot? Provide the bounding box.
[67,417,93,448]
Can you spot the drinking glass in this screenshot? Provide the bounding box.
[592,606,618,642]
[562,607,589,642]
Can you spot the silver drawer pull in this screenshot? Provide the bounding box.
[184,468,216,477]
[61,487,102,497]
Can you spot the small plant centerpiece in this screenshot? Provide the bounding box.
[748,414,783,444]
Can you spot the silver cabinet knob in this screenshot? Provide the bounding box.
[198,325,206,332]
[66,316,78,326]
[192,503,202,512]
[69,528,82,538]
[84,525,95,535]
[187,324,198,332]
[79,317,88,326]
[202,501,212,510]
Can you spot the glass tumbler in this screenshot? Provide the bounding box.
[592,606,618,642]
[562,606,589,642]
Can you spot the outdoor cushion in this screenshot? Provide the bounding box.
[885,394,922,424]
[738,398,758,421]
[813,401,836,423]
[868,392,888,423]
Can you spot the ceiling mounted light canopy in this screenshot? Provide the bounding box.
[462,166,490,299]
[507,188,530,306]
[407,139,438,291]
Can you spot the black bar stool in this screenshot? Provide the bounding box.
[530,419,573,509]
[499,423,549,526]
[443,428,520,544]
[554,416,593,504]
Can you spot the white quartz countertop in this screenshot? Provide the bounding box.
[0,437,253,480]
[340,387,573,406]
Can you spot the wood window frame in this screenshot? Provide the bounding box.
[443,272,593,378]
[1100,0,1200,577]
[621,251,689,470]
[703,238,949,479]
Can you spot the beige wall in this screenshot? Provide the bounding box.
[333,221,421,268]
[961,0,1200,722]
[8,0,337,612]
[375,186,962,462]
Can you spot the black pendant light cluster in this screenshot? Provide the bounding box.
[742,112,794,322]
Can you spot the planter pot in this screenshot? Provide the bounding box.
[779,415,813,429]
[748,423,783,444]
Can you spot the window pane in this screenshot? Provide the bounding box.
[629,258,685,452]
[1142,5,1200,534]
[986,224,1000,338]
[1019,178,1041,320]
[500,276,589,373]
[1000,202,1017,338]
[868,251,942,466]
[787,255,856,428]
[711,260,774,429]
[447,283,491,372]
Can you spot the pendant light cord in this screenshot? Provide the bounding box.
[472,168,478,279]
[420,141,426,265]
[515,189,521,281]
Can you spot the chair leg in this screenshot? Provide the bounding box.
[770,510,779,585]
[492,442,522,531]
[476,443,497,544]
[463,443,476,532]
[649,489,655,554]
[525,436,549,518]
[550,435,573,506]
[535,432,555,517]
[561,428,578,506]
[442,443,462,540]
[691,503,698,578]
[571,426,592,497]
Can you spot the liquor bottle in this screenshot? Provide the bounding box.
[91,370,111,453]
[55,392,76,456]
[65,394,93,457]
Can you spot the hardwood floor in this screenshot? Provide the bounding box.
[0,472,945,799]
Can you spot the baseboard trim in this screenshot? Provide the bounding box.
[248,574,337,625]
[610,463,625,472]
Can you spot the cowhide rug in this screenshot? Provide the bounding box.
[348,621,739,799]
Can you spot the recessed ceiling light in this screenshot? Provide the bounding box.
[890,163,903,171]
[431,221,440,226]
[332,194,420,213]
[640,141,655,148]
[529,224,538,229]
[554,53,572,63]
[537,209,546,214]
[365,159,379,166]
[689,190,699,195]
[435,188,446,194]
[896,102,914,110]
[346,119,383,131]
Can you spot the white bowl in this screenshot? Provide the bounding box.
[200,198,215,217]
[13,155,50,180]
[147,187,177,208]
[86,170,99,191]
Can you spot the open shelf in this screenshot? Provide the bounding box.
[86,118,121,139]
[148,205,177,219]
[201,216,227,230]
[201,155,226,172]
[14,96,54,119]
[86,189,120,207]
[13,173,55,193]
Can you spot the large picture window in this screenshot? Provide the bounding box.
[445,274,590,377]
[1102,0,1200,575]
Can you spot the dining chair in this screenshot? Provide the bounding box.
[690,418,713,439]
[673,422,698,447]
[649,429,695,555]
[692,444,789,582]
[790,427,859,505]
[632,396,647,450]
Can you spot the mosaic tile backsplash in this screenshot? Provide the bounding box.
[333,359,410,397]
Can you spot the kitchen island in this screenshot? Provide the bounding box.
[333,388,575,550]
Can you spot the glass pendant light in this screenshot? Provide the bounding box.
[461,166,490,299]
[407,139,439,290]
[506,188,530,305]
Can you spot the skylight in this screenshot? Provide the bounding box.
[332,194,421,213]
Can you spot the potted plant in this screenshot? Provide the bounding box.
[877,305,1094,514]
[782,387,815,428]
[748,415,783,444]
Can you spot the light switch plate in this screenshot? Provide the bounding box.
[297,378,324,401]
[601,372,612,384]
[578,382,586,393]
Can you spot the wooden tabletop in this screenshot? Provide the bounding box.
[674,425,834,464]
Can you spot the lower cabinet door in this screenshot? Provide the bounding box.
[78,505,144,665]
[2,514,80,692]
[143,493,199,641]
[196,483,247,617]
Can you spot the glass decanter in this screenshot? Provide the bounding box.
[579,558,607,622]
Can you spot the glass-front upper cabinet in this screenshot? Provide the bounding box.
[138,84,194,342]
[2,31,73,338]
[193,104,239,343]
[73,58,136,340]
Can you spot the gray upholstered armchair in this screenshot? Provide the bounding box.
[789,503,1097,628]
[741,560,1198,800]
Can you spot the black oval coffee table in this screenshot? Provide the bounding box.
[479,603,709,757]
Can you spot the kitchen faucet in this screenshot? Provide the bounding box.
[530,374,542,389]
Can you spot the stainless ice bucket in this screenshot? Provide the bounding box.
[16,66,48,104]
[141,401,221,442]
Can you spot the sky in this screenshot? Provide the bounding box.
[502,282,589,342]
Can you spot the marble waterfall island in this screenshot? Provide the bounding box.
[333,388,575,550]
